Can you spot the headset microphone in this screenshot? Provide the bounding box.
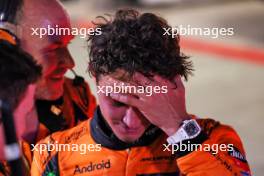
[71,69,85,86]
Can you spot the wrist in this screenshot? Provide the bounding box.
[163,114,192,136]
[167,119,202,144]
[163,126,179,136]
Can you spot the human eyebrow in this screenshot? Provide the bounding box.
[112,100,127,107]
[41,42,63,53]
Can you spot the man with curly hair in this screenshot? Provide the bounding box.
[31,9,251,176]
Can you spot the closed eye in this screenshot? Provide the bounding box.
[112,100,126,107]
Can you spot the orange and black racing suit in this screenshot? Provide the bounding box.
[0,77,96,176]
[31,107,251,176]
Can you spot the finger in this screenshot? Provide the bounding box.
[105,76,146,97]
[132,72,154,87]
[104,76,122,87]
[110,93,141,107]
[103,76,136,92]
[153,75,176,88]
[173,75,184,89]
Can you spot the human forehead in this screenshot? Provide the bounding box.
[21,17,74,53]
[40,17,74,47]
[98,74,136,87]
[41,33,74,52]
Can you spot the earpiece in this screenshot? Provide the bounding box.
[71,69,85,86]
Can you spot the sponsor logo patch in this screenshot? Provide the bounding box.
[73,160,111,174]
[228,147,247,163]
[240,171,251,176]
[140,155,175,162]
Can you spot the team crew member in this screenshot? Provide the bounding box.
[0,40,42,175]
[31,9,251,176]
[19,0,96,141]
[0,0,96,175]
[0,1,40,175]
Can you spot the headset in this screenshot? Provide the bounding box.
[0,0,26,175]
[0,2,86,170]
[0,27,17,44]
[0,0,22,44]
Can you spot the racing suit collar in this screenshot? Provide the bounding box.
[90,107,163,150]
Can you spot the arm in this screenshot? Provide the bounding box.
[109,73,251,175]
[176,119,251,176]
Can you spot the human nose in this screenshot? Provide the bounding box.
[123,107,142,129]
[58,47,75,69]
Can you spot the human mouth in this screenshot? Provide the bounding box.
[125,130,139,136]
[48,70,67,81]
[120,124,141,135]
[47,75,64,83]
[49,75,64,80]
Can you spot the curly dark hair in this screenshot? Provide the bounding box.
[88,9,193,81]
[0,40,42,110]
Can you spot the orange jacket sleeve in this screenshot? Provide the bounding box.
[177,120,251,176]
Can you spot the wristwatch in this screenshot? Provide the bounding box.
[167,119,202,144]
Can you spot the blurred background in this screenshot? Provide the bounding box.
[62,0,264,175]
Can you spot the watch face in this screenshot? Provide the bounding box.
[183,122,199,136]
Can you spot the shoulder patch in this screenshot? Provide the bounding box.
[228,147,247,163]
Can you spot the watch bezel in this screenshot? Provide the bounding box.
[182,120,201,138]
[167,119,202,144]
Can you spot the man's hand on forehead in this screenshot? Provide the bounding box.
[109,72,191,136]
[101,75,139,96]
[103,76,132,87]
[132,72,178,89]
[107,72,178,99]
